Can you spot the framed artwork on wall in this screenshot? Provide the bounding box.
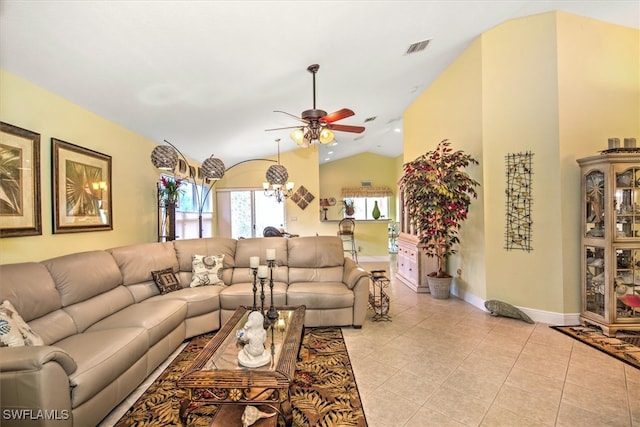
[52,138,112,233]
[0,122,42,237]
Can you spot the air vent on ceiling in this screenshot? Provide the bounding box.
[405,39,431,55]
[364,116,377,123]
[361,181,372,187]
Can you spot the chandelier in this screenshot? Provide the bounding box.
[150,140,226,237]
[263,139,294,202]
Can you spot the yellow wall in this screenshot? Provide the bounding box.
[0,70,160,264]
[556,12,640,312]
[404,36,486,298]
[404,11,639,316]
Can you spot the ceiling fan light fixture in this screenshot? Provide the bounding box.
[319,128,334,144]
[290,129,305,146]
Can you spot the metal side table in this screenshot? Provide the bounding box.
[369,270,391,321]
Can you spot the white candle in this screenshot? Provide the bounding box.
[266,248,276,261]
[257,265,268,278]
[249,256,259,268]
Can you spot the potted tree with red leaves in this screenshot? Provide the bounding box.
[399,139,480,298]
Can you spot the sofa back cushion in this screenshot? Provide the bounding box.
[109,242,178,302]
[287,236,345,283]
[0,262,61,322]
[174,238,237,285]
[232,237,288,284]
[43,250,124,307]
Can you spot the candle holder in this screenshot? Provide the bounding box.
[250,267,258,312]
[258,276,267,317]
[266,259,279,325]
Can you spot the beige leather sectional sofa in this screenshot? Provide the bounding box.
[0,235,369,427]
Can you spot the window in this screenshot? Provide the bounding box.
[161,174,213,239]
[350,196,390,220]
[217,189,286,239]
[342,186,393,220]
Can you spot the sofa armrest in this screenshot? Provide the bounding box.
[343,258,369,289]
[1,346,75,426]
[0,346,77,375]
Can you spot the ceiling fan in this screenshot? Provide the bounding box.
[265,64,365,147]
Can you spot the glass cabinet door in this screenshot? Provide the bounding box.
[585,245,606,318]
[614,248,640,322]
[585,170,605,238]
[614,167,640,239]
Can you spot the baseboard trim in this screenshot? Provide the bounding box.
[451,286,580,326]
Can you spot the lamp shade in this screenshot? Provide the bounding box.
[319,128,334,144]
[201,156,226,180]
[151,145,179,170]
[266,164,289,185]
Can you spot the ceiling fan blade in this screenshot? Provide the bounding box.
[327,124,366,134]
[265,126,303,131]
[274,110,307,123]
[321,108,355,124]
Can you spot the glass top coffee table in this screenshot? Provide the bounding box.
[178,305,306,426]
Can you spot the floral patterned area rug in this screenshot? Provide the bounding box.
[115,328,367,426]
[551,325,640,370]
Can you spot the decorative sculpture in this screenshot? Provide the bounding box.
[241,405,277,427]
[484,300,534,324]
[237,311,271,368]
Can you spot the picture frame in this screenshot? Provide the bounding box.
[0,122,42,237]
[52,138,112,233]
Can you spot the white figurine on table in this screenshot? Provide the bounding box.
[237,311,271,368]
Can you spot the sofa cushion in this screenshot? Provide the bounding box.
[220,282,288,310]
[287,236,344,268]
[0,300,44,347]
[109,242,178,286]
[234,237,288,269]
[143,286,222,318]
[190,254,225,287]
[43,250,123,307]
[0,262,61,322]
[174,238,237,284]
[63,286,134,333]
[55,327,148,407]
[151,268,182,294]
[85,299,186,346]
[286,282,354,309]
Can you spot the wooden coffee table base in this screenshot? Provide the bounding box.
[178,306,305,426]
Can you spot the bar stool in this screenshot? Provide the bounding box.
[338,218,358,262]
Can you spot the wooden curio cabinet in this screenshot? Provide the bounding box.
[578,152,640,336]
[396,189,437,293]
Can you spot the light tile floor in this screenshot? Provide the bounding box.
[350,258,640,427]
[100,256,640,427]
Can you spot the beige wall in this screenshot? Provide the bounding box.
[403,11,639,316]
[404,36,485,300]
[0,70,160,264]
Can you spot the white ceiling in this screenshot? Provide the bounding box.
[1,1,638,167]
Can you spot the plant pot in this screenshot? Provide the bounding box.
[426,276,452,299]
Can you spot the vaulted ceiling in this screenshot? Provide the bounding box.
[1,1,637,167]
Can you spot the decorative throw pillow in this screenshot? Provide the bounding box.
[0,300,44,347]
[191,254,225,287]
[151,268,182,294]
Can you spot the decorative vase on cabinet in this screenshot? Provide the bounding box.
[578,152,640,336]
